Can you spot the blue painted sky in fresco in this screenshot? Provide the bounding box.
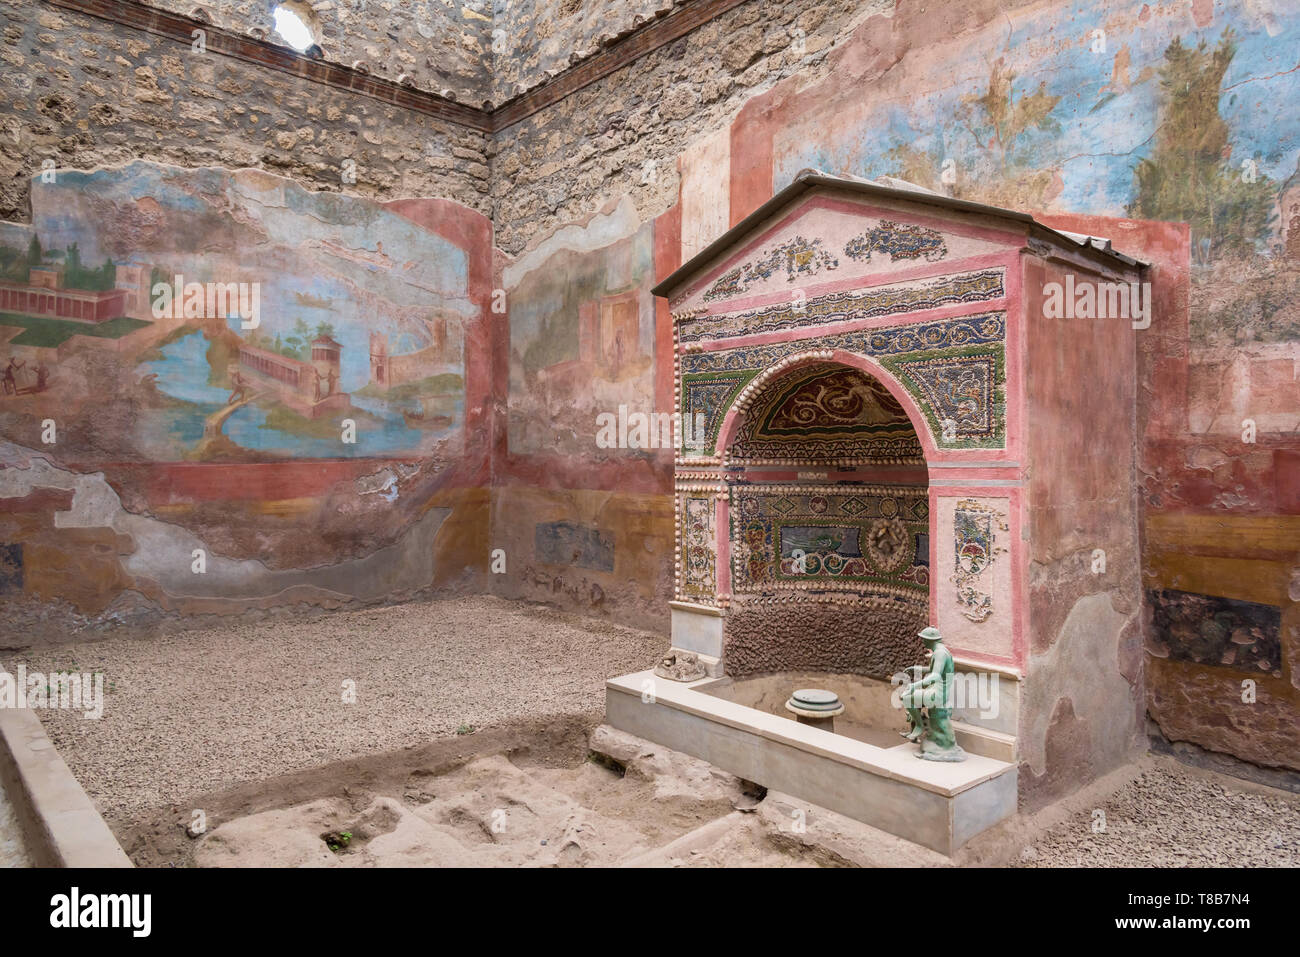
[34,163,471,302]
[25,163,474,396]
[776,0,1300,220]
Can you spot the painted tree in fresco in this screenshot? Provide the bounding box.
[1130,30,1274,266]
[0,239,30,281]
[62,242,116,291]
[957,57,1061,185]
[887,57,1062,209]
[282,317,311,360]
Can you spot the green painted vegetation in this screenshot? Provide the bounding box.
[0,236,116,289]
[251,317,337,362]
[355,372,464,401]
[1130,29,1275,265]
[0,311,150,348]
[259,402,383,439]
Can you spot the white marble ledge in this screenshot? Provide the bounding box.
[607,669,1015,798]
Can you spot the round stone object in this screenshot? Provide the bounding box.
[785,689,845,727]
[790,688,842,712]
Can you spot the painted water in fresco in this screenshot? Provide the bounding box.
[0,162,474,461]
[133,330,459,458]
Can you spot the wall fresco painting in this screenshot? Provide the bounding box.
[0,162,475,463]
[1149,588,1283,674]
[534,520,616,572]
[772,2,1300,352]
[506,220,655,458]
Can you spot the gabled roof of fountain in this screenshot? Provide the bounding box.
[652,168,1146,299]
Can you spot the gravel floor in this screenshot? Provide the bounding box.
[1017,760,1300,867]
[6,597,1299,867]
[0,781,32,867]
[6,596,664,819]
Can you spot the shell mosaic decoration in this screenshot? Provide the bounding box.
[729,484,930,605]
[702,236,840,303]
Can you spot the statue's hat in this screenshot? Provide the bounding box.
[918,626,942,642]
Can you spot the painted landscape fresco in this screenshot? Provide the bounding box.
[506,212,655,458]
[0,162,474,462]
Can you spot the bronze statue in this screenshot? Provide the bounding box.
[899,626,966,761]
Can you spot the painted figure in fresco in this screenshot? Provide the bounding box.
[312,368,337,400]
[227,369,249,406]
[899,626,966,761]
[2,356,25,396]
[34,362,49,392]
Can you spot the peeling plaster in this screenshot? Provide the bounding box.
[503,195,641,288]
[1020,591,1141,778]
[0,442,448,604]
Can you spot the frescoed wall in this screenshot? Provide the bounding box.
[490,198,671,625]
[505,208,655,459]
[494,0,1297,785]
[2,0,1296,787]
[1,164,473,463]
[0,162,496,634]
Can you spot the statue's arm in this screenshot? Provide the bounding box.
[919,655,944,686]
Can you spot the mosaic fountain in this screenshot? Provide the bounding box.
[606,170,1147,854]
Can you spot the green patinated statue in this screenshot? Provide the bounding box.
[899,626,967,762]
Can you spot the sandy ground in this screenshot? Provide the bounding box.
[185,727,1300,868]
[189,724,928,868]
[0,781,32,867]
[5,596,664,820]
[4,594,1298,867]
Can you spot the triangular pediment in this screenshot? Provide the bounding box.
[662,175,1026,312]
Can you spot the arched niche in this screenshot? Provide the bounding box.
[714,354,932,679]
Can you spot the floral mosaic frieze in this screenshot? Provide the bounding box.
[678,313,1007,455]
[702,236,840,302]
[699,220,954,306]
[680,312,1005,376]
[843,220,949,264]
[678,269,1005,343]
